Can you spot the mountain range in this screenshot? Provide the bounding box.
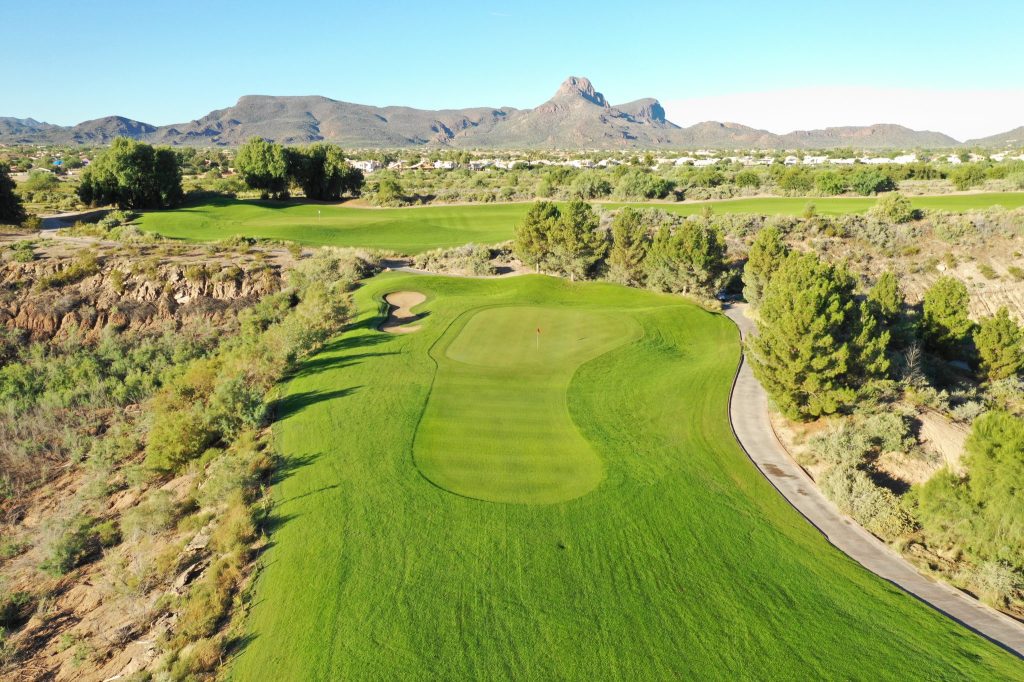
[1,77,1019,150]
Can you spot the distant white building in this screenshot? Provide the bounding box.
[693,158,720,167]
[893,153,918,164]
[802,155,828,165]
[947,155,963,164]
[348,159,382,174]
[829,158,857,165]
[783,155,800,166]
[433,160,456,170]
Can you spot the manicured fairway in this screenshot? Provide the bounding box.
[138,192,1024,254]
[232,274,1021,680]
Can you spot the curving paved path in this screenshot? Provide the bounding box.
[724,303,1024,658]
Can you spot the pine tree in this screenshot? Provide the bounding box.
[606,208,649,286]
[549,200,607,281]
[922,276,973,357]
[513,201,560,272]
[742,225,788,308]
[974,307,1024,381]
[749,252,858,420]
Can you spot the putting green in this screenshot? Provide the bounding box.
[415,306,639,503]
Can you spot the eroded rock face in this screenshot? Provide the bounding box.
[0,258,282,341]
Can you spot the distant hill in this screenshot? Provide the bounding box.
[965,127,1024,147]
[2,77,1015,149]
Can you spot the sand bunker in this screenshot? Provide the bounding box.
[380,291,426,334]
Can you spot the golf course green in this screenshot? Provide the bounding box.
[232,273,1021,680]
[138,192,1024,254]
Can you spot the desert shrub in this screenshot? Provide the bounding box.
[0,590,34,629]
[144,401,213,472]
[9,240,35,262]
[177,559,240,639]
[40,515,103,575]
[195,433,271,509]
[122,490,179,538]
[1008,265,1024,281]
[289,247,376,293]
[171,635,224,677]
[210,493,257,556]
[950,401,985,423]
[37,251,100,289]
[960,561,1023,608]
[932,214,975,243]
[808,412,911,467]
[93,519,121,548]
[820,465,916,539]
[870,192,916,223]
[808,422,873,467]
[413,243,494,275]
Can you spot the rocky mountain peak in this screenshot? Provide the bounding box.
[555,76,607,107]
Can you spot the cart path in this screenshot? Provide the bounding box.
[724,303,1024,659]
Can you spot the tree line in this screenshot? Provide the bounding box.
[234,137,363,201]
[513,202,726,294]
[745,230,1023,420]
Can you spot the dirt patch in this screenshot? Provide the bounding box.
[917,408,969,475]
[380,291,426,334]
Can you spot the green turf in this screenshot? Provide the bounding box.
[416,305,639,504]
[231,274,1021,680]
[138,193,1024,254]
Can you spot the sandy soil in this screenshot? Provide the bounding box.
[380,291,426,334]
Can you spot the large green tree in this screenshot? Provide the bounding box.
[513,201,561,271]
[974,307,1024,381]
[922,276,973,357]
[645,220,726,296]
[78,138,183,209]
[548,201,607,281]
[235,137,289,199]
[513,201,606,280]
[742,225,788,308]
[0,164,27,225]
[288,144,363,200]
[749,253,862,420]
[606,208,649,286]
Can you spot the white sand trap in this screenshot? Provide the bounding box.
[380,291,426,334]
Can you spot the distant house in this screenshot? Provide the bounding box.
[802,155,828,165]
[893,153,917,164]
[433,160,456,170]
[693,158,720,167]
[783,155,800,166]
[829,158,856,165]
[349,159,382,173]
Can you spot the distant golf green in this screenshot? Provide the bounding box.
[137,192,1024,254]
[232,273,1021,680]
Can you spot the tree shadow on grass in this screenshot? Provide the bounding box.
[268,386,362,420]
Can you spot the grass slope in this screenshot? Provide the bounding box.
[139,193,1024,254]
[232,274,1021,680]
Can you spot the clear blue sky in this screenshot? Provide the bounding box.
[4,0,1022,126]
